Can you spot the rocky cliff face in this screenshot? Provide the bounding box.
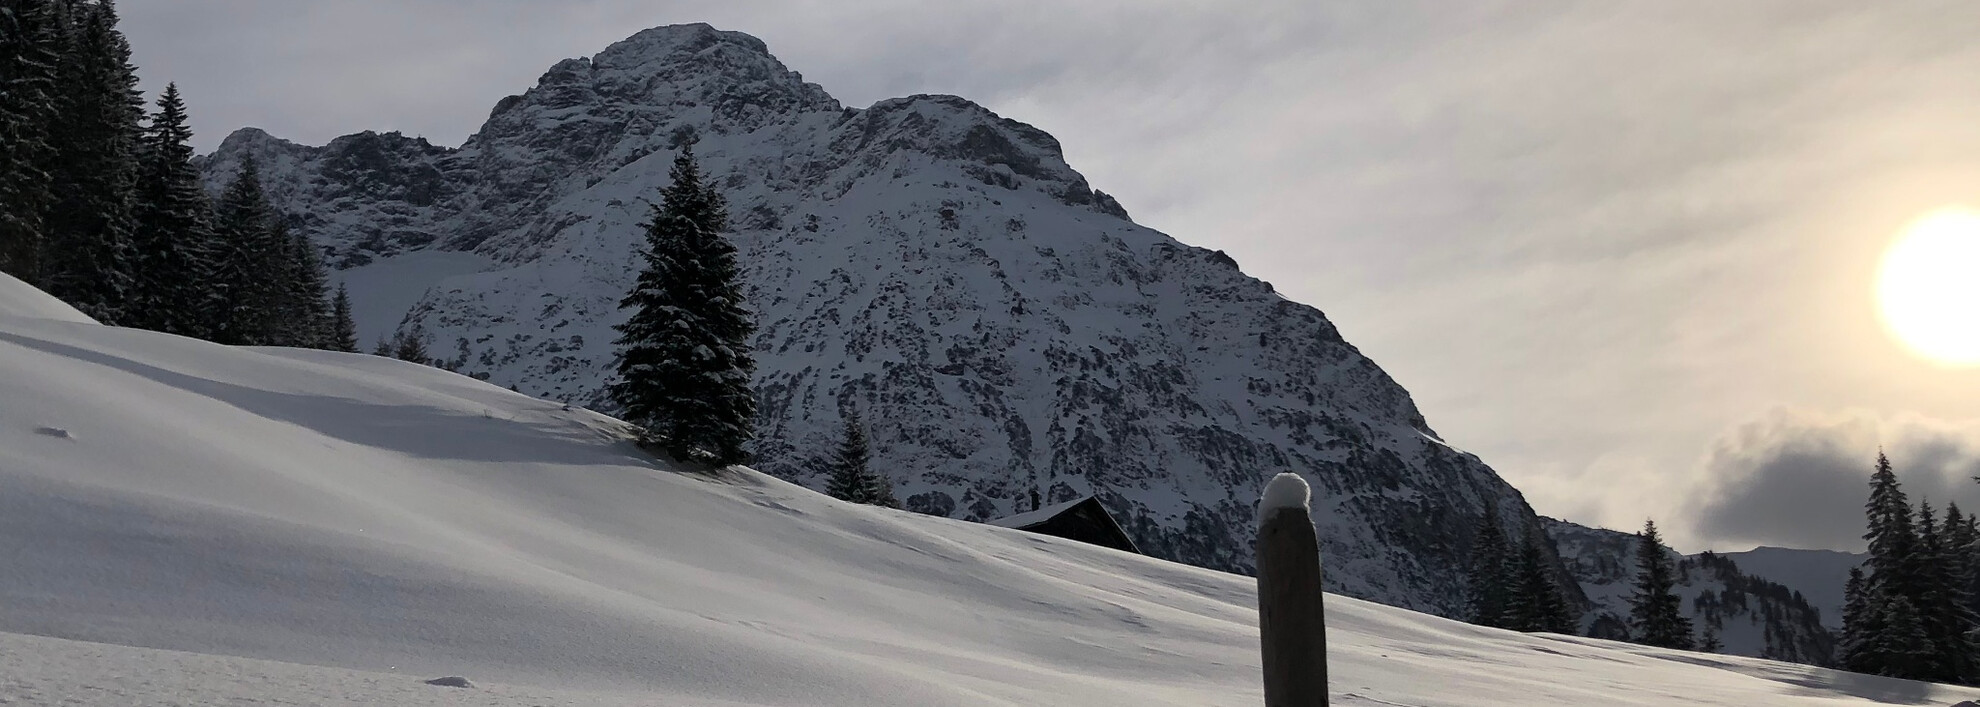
[202,23,1567,616]
[1544,519,1835,665]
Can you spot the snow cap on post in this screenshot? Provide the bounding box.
[1259,472,1311,524]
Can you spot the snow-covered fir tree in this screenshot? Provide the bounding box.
[0,0,63,285]
[41,0,141,323]
[128,82,215,337]
[1627,519,1693,650]
[329,284,359,353]
[609,146,756,466]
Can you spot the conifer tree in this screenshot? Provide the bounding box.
[276,224,331,347]
[329,283,359,353]
[609,146,755,465]
[209,157,282,345]
[1467,505,1513,628]
[390,323,430,365]
[41,0,141,322]
[1916,500,1977,683]
[1840,566,1881,674]
[1699,623,1723,653]
[1864,452,1918,603]
[866,465,899,510]
[826,416,873,504]
[1627,519,1694,649]
[1877,595,1934,679]
[128,82,215,336]
[1509,530,1576,633]
[0,0,62,285]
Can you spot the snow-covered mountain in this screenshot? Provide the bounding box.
[199,23,1558,615]
[1544,519,1835,666]
[5,273,1975,706]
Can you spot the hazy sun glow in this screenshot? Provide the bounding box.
[1877,208,1980,367]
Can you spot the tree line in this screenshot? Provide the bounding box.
[0,0,356,350]
[1839,451,1980,684]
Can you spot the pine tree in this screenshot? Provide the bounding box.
[209,157,282,345]
[826,416,873,504]
[1864,452,1918,604]
[1699,623,1723,653]
[329,283,358,352]
[866,465,899,510]
[1467,504,1513,628]
[41,0,141,322]
[128,82,215,336]
[609,146,755,465]
[1509,530,1577,634]
[1877,595,1934,679]
[0,0,62,285]
[1628,519,1694,649]
[390,323,429,365]
[1840,566,1880,674]
[1915,500,1977,683]
[275,224,331,347]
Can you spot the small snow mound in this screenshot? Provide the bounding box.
[33,427,71,439]
[423,676,472,688]
[1259,472,1311,521]
[0,273,96,324]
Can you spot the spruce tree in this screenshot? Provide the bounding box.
[329,283,359,352]
[276,224,331,347]
[128,82,215,336]
[0,0,62,285]
[609,146,755,465]
[41,0,140,322]
[1699,623,1723,653]
[1840,566,1880,674]
[1627,519,1694,650]
[1916,500,1977,683]
[1509,530,1576,633]
[826,416,873,504]
[209,157,282,345]
[1467,505,1513,628]
[1864,451,1918,604]
[1877,595,1934,679]
[390,323,429,365]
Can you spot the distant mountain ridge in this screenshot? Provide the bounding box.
[200,23,1568,616]
[1544,519,1837,665]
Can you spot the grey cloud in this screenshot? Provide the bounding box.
[1689,410,1980,552]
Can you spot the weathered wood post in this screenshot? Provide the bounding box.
[1258,472,1327,707]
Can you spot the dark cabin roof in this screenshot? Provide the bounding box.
[988,496,1141,554]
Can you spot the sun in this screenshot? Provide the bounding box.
[1877,208,1980,367]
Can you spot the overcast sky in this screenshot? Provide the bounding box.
[119,1,1980,552]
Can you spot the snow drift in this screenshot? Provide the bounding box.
[1,283,1974,705]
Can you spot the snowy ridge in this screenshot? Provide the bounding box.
[1543,518,1836,665]
[5,282,1978,705]
[206,23,1558,615]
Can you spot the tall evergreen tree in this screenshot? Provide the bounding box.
[1864,452,1918,603]
[1503,528,1576,633]
[826,416,874,504]
[274,224,331,347]
[128,82,214,336]
[1467,504,1513,629]
[0,0,62,285]
[1699,623,1723,653]
[1876,595,1935,679]
[1915,500,1977,683]
[609,146,755,465]
[209,157,282,345]
[329,283,358,353]
[1628,519,1694,650]
[1840,566,1881,674]
[41,0,140,322]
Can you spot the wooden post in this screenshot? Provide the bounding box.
[1258,472,1326,707]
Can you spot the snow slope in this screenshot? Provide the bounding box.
[4,281,1978,705]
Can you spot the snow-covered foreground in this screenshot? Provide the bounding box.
[2,279,1975,706]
